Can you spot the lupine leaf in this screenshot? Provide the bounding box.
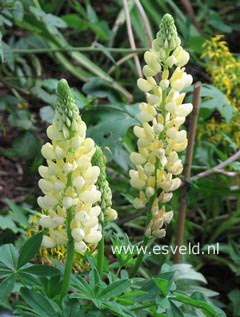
[0,274,15,299]
[0,244,18,270]
[19,265,60,277]
[17,232,43,269]
[98,279,131,299]
[13,1,24,21]
[86,103,139,168]
[20,288,59,317]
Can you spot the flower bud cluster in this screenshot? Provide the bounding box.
[130,14,193,238]
[154,13,180,50]
[92,146,118,222]
[38,79,102,254]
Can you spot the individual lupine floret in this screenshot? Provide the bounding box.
[38,79,102,254]
[130,14,193,238]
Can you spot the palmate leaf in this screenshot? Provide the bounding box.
[20,288,60,317]
[62,297,84,317]
[72,275,95,299]
[89,268,104,295]
[185,84,235,122]
[200,84,234,122]
[85,103,139,169]
[98,279,131,299]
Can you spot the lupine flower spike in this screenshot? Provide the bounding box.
[130,14,193,239]
[92,145,118,222]
[92,145,118,277]
[38,79,103,254]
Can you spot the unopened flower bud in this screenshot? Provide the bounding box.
[105,208,118,221]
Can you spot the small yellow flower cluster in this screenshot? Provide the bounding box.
[199,35,240,148]
[37,79,102,254]
[129,14,193,238]
[201,34,240,110]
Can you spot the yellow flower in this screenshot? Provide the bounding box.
[130,14,193,238]
[199,35,240,149]
[201,35,240,110]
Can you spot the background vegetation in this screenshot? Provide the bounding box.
[0,0,240,316]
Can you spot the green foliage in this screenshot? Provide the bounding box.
[0,233,53,305]
[85,103,139,169]
[0,200,28,235]
[9,261,225,317]
[185,84,235,122]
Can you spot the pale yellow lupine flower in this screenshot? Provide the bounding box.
[37,79,102,253]
[130,14,193,238]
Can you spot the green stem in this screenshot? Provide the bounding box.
[97,218,105,278]
[12,47,147,55]
[116,266,121,276]
[60,207,74,302]
[130,196,155,278]
[130,234,149,278]
[32,0,41,9]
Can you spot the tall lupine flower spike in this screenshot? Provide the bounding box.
[130,14,193,239]
[92,146,118,222]
[37,79,102,254]
[92,145,117,277]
